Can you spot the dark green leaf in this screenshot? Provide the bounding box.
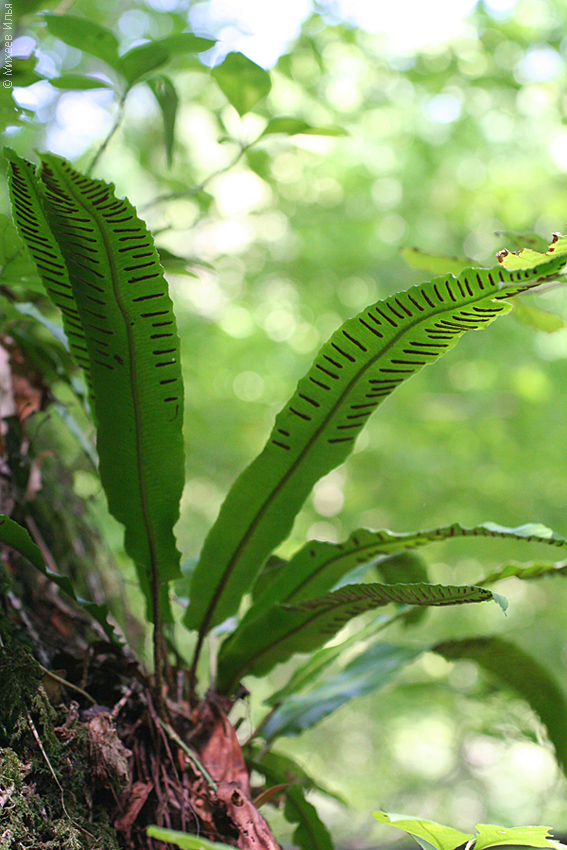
[43,14,120,70]
[185,258,567,640]
[262,116,346,137]
[49,74,113,90]
[377,551,429,625]
[14,302,69,350]
[246,522,567,626]
[262,642,421,741]
[212,52,271,115]
[217,582,500,693]
[7,150,185,623]
[5,152,95,385]
[147,75,178,168]
[435,637,567,774]
[264,613,396,705]
[283,786,334,850]
[11,56,43,87]
[248,747,344,804]
[0,514,114,638]
[118,34,215,86]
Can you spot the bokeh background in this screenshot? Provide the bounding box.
[5,0,567,847]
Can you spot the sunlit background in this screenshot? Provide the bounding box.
[7,0,567,846]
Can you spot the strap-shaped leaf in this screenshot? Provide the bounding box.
[5,150,93,388]
[7,151,185,622]
[185,258,567,640]
[245,521,567,623]
[261,642,421,742]
[216,582,501,693]
[0,514,115,639]
[265,613,397,705]
[435,637,567,774]
[146,828,233,850]
[480,560,567,584]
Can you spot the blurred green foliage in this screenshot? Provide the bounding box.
[4,0,567,845]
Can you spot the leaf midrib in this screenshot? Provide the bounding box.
[198,276,517,636]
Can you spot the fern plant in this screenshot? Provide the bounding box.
[3,148,567,848]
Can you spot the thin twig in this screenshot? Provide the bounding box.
[87,89,129,177]
[37,664,96,705]
[27,711,95,839]
[141,136,260,212]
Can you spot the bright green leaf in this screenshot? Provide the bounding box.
[0,514,113,638]
[146,827,233,850]
[400,247,479,276]
[372,812,472,850]
[43,14,120,70]
[435,637,567,774]
[49,73,113,90]
[474,824,559,850]
[185,259,566,641]
[495,231,550,253]
[480,560,567,584]
[498,233,567,271]
[512,298,565,333]
[262,116,347,136]
[212,52,271,115]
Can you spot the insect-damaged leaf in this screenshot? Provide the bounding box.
[184,253,567,641]
[6,151,185,622]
